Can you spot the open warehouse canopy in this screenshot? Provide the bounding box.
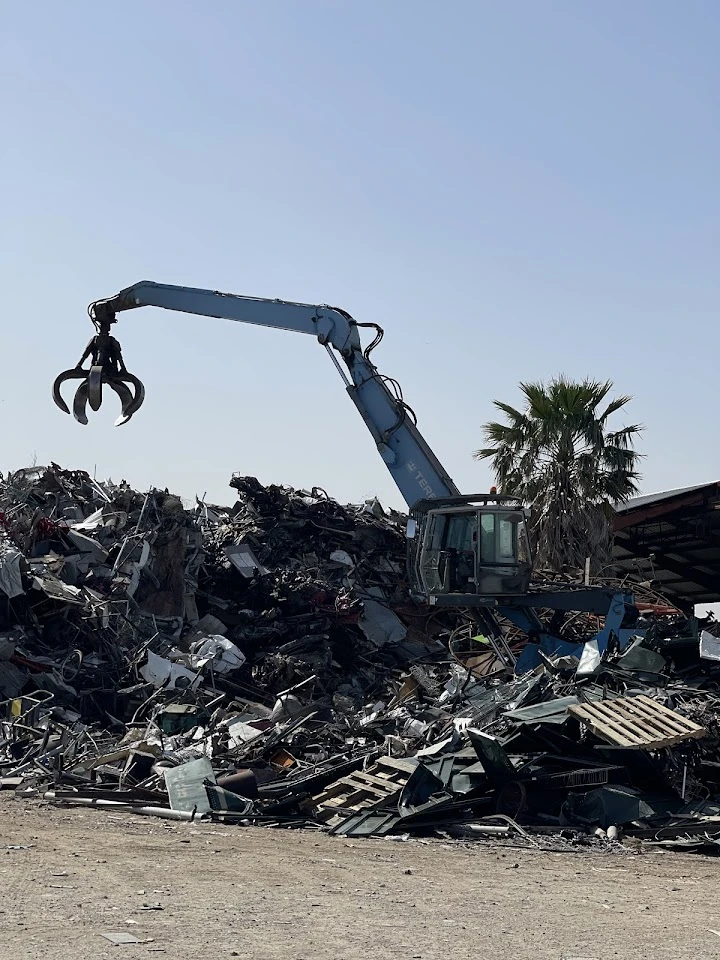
[613,482,720,608]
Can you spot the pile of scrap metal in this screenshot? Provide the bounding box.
[3,464,720,852]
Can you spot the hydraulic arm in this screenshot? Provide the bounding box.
[53,281,532,605]
[54,281,458,509]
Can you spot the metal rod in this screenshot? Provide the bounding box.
[324,344,351,387]
[42,791,203,821]
[133,489,153,535]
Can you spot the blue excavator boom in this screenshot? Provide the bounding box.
[55,281,458,509]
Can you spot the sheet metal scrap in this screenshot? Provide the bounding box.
[5,464,720,853]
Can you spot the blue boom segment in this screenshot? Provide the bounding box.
[105,281,459,508]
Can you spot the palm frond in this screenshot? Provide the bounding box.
[474,375,643,572]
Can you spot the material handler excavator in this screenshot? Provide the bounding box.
[52,282,637,673]
[53,281,532,609]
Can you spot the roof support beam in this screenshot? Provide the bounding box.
[616,530,719,597]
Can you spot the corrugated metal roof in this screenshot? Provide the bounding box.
[615,482,716,514]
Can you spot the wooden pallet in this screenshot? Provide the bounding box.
[569,694,707,749]
[310,756,416,828]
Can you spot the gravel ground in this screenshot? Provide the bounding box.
[2,793,720,960]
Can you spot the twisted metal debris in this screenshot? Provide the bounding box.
[3,464,720,851]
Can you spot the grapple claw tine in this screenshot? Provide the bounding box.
[88,365,104,412]
[115,372,145,420]
[106,378,135,427]
[73,381,90,425]
[52,368,88,416]
[53,380,71,416]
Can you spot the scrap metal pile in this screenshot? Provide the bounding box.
[3,465,720,852]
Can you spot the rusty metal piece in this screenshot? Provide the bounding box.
[217,769,259,799]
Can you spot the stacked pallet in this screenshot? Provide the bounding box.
[569,694,706,749]
[309,756,417,829]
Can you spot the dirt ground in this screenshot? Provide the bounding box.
[1,794,720,960]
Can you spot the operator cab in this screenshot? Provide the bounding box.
[407,495,532,605]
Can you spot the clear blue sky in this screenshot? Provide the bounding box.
[2,1,718,509]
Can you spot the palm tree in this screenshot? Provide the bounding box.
[474,377,642,574]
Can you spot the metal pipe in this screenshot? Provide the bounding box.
[42,791,204,821]
[445,824,511,837]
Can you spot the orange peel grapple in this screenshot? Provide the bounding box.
[52,304,144,426]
